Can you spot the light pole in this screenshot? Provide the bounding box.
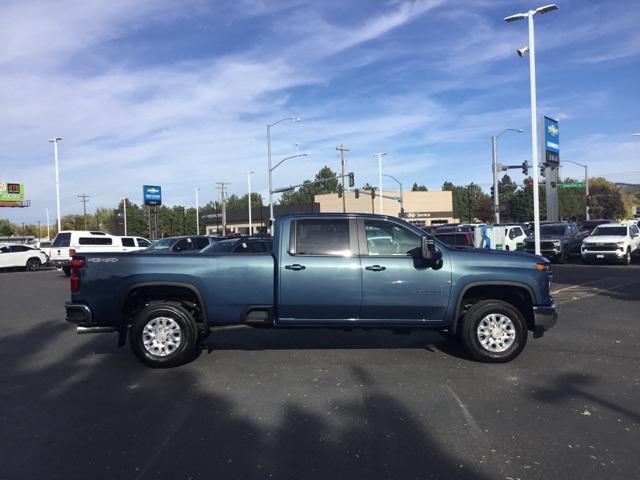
[373,153,387,214]
[246,171,254,235]
[492,129,524,223]
[269,153,308,223]
[46,208,50,240]
[267,116,301,223]
[505,3,558,255]
[382,174,404,217]
[122,197,128,235]
[195,188,200,235]
[563,160,589,220]
[49,137,63,232]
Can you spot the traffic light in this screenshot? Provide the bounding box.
[348,172,355,188]
[354,188,360,199]
[371,188,376,199]
[490,186,495,198]
[337,184,344,198]
[540,164,546,177]
[586,194,592,207]
[521,160,529,175]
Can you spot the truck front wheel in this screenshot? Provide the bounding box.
[129,303,199,368]
[460,300,528,363]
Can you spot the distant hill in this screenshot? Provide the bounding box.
[616,183,640,194]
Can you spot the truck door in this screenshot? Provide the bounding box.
[358,218,451,323]
[278,218,361,323]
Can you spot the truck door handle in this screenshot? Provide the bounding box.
[285,264,306,271]
[365,265,386,271]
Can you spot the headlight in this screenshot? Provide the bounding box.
[616,241,625,246]
[553,240,561,246]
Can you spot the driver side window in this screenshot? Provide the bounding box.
[364,220,420,256]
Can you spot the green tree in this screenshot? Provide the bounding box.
[589,177,627,219]
[411,183,428,191]
[280,166,339,205]
[441,181,489,221]
[0,219,14,236]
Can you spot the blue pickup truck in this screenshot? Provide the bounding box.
[65,213,557,367]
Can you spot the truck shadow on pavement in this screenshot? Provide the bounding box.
[531,372,640,424]
[0,320,491,480]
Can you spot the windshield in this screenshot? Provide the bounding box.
[201,240,238,253]
[591,227,627,236]
[146,238,175,251]
[540,225,567,236]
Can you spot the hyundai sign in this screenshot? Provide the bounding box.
[143,185,162,206]
[544,116,559,164]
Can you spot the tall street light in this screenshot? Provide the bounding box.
[372,153,387,214]
[267,116,301,223]
[492,128,524,223]
[382,173,404,217]
[122,197,128,235]
[505,3,558,255]
[563,160,589,221]
[246,171,254,235]
[194,188,200,235]
[49,137,63,232]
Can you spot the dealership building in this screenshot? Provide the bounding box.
[202,190,456,235]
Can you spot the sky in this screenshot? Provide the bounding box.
[1,0,639,223]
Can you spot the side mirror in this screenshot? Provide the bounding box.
[421,236,436,260]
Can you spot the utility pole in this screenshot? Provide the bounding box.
[373,153,387,214]
[216,182,231,235]
[122,198,128,236]
[336,145,350,213]
[37,221,41,241]
[78,194,90,230]
[246,171,254,235]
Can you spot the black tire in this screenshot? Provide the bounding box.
[129,302,199,368]
[622,248,631,265]
[460,299,528,363]
[556,247,568,264]
[62,266,71,277]
[26,258,41,271]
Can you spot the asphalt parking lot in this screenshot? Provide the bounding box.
[1,262,639,480]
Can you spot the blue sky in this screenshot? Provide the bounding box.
[2,0,639,223]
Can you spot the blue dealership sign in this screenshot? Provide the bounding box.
[544,116,559,164]
[143,185,162,206]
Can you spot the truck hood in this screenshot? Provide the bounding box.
[583,235,626,243]
[449,246,545,265]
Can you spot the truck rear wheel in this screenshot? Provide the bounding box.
[129,302,199,368]
[460,300,528,363]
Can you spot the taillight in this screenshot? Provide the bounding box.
[70,256,85,293]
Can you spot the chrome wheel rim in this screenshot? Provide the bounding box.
[142,316,182,357]
[477,313,516,353]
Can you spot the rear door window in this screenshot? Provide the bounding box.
[294,219,351,256]
[136,238,151,247]
[121,237,135,247]
[10,245,29,252]
[174,238,194,252]
[193,237,211,250]
[52,233,71,248]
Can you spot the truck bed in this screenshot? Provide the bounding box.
[72,252,275,326]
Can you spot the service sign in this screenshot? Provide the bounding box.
[143,185,162,206]
[544,116,559,164]
[0,182,24,202]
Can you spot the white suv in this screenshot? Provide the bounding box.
[0,243,49,271]
[50,231,151,275]
[581,223,640,264]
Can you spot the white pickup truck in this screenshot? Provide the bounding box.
[581,223,640,264]
[50,231,151,275]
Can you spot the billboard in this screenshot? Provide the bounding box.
[544,116,559,164]
[0,182,24,203]
[143,185,162,206]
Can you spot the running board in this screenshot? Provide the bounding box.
[77,326,116,334]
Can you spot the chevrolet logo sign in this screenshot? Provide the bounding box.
[547,124,559,136]
[147,188,160,193]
